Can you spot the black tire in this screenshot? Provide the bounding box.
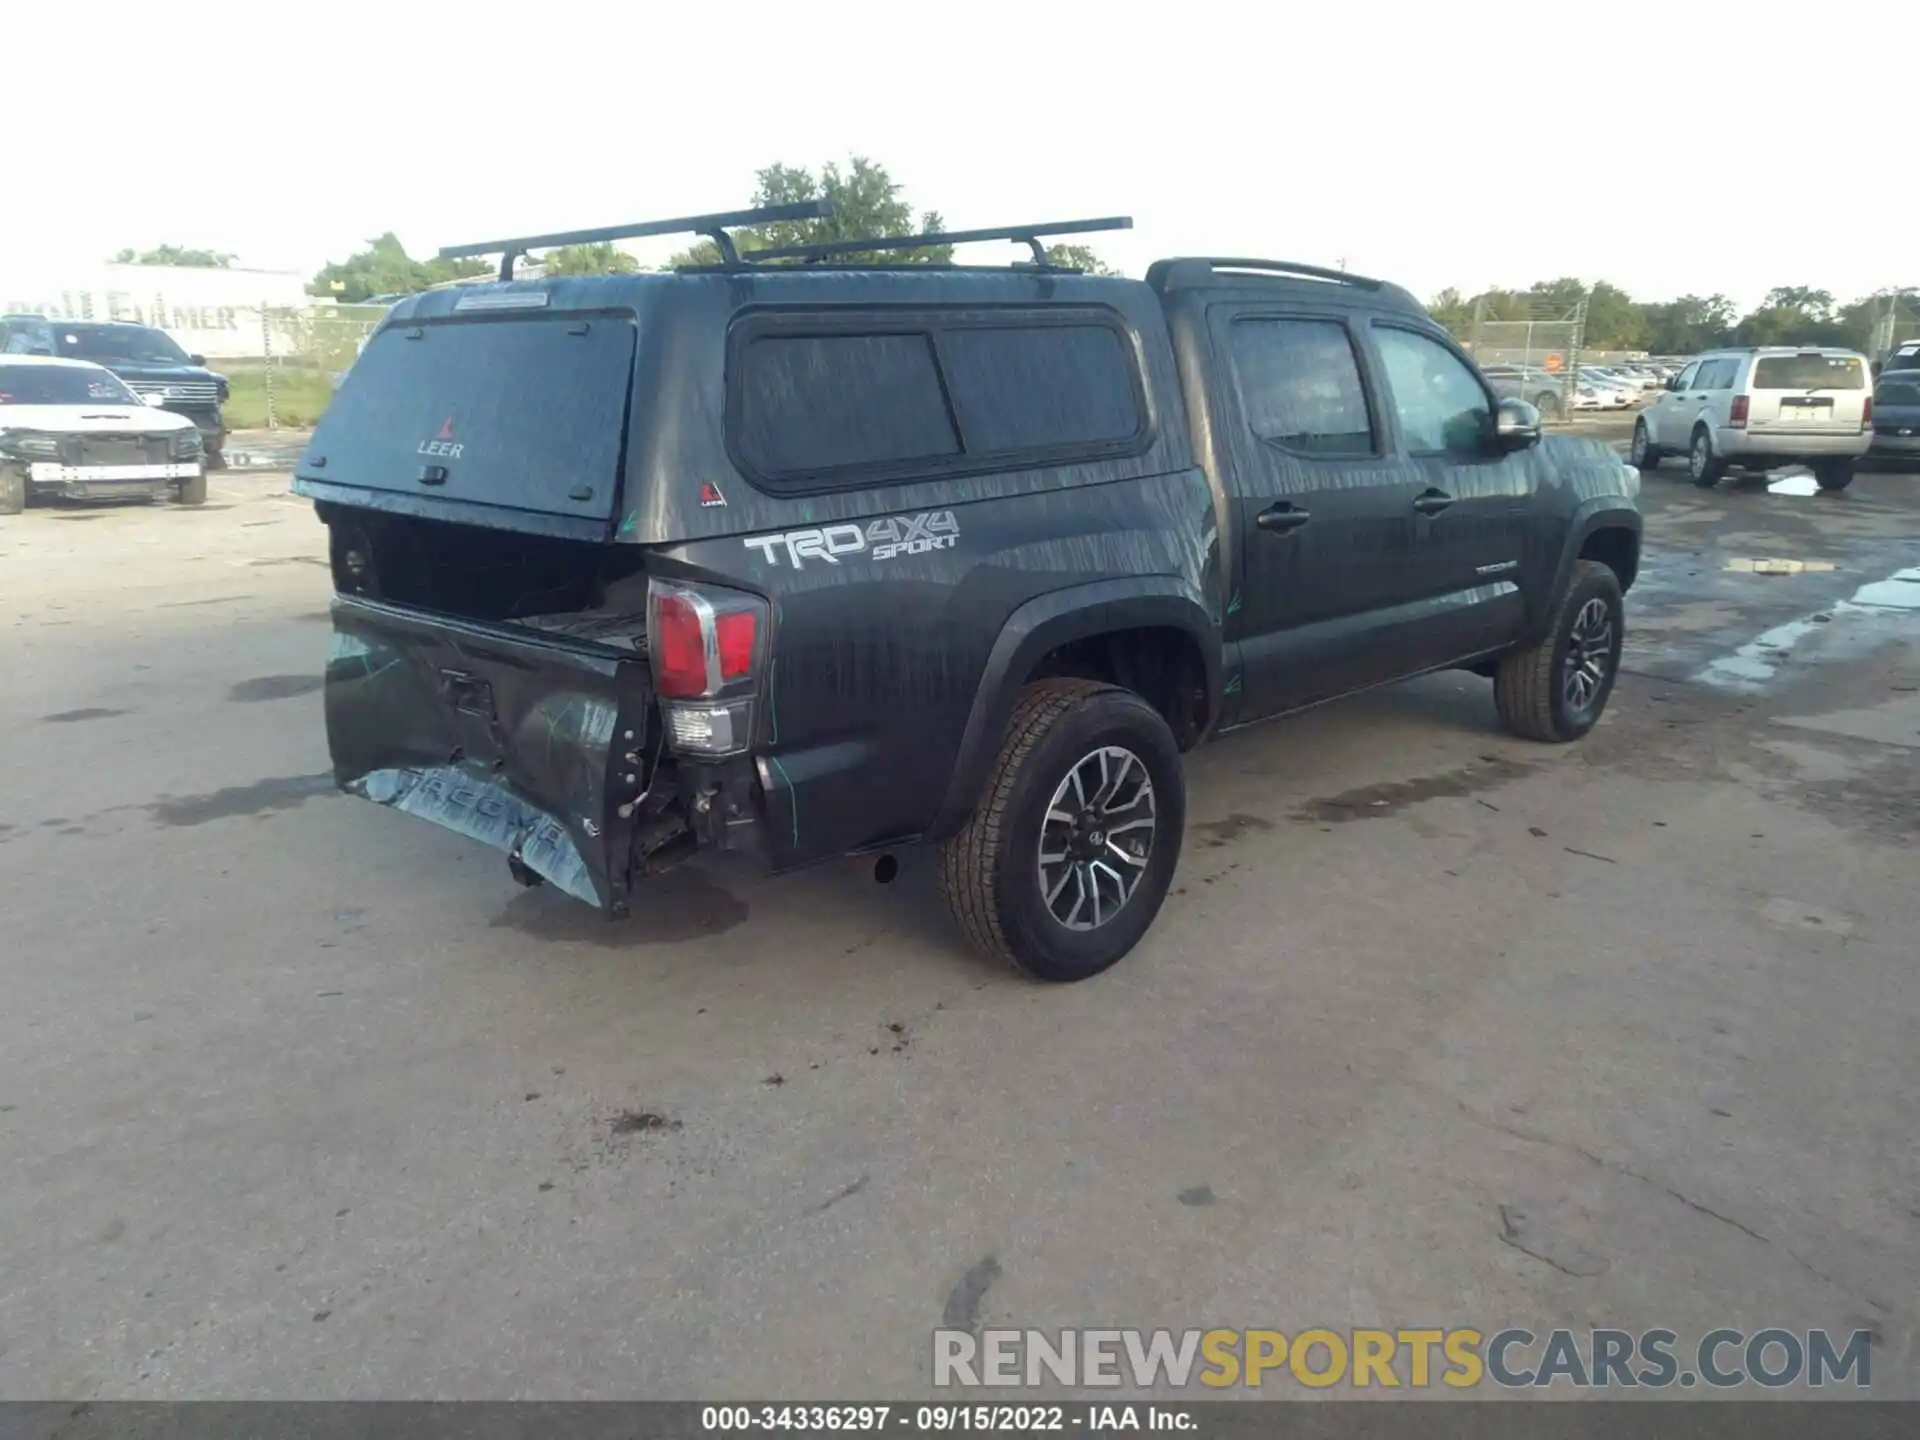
[174,471,208,505]
[1629,418,1661,471]
[939,678,1185,983]
[1494,559,1625,743]
[0,470,23,516]
[1813,459,1855,492]
[1533,390,1563,421]
[1688,426,1726,488]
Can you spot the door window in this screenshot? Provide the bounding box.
[1227,318,1374,456]
[1695,358,1737,390]
[1672,361,1700,390]
[1374,327,1491,457]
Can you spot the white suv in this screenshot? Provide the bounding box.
[1632,346,1874,491]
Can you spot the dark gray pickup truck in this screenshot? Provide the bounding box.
[294,205,1642,981]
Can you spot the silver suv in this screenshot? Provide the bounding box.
[1631,346,1874,491]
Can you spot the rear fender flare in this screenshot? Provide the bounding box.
[929,578,1221,841]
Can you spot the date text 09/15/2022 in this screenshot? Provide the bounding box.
[700,1405,1195,1432]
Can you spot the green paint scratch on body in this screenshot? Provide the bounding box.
[768,755,799,847]
[1224,673,1243,697]
[1227,590,1242,616]
[618,513,637,535]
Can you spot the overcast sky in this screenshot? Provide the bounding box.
[11,2,1909,310]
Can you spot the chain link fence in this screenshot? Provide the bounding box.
[220,304,387,430]
[1457,300,1588,420]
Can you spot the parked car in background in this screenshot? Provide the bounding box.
[1482,364,1570,418]
[1568,384,1610,412]
[0,317,229,468]
[1633,347,1874,490]
[1576,368,1635,407]
[1869,366,1920,470]
[1878,340,1920,378]
[0,356,206,513]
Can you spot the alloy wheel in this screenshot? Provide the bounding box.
[1563,597,1615,714]
[1037,745,1156,931]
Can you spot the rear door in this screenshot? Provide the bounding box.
[1746,351,1870,438]
[1209,306,1427,720]
[298,311,638,537]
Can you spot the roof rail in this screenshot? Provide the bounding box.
[1146,257,1421,311]
[741,216,1132,269]
[438,202,835,280]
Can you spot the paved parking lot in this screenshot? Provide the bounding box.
[2,458,1917,1400]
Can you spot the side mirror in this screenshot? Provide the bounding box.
[188,353,207,367]
[1493,397,1541,451]
[1665,374,1682,391]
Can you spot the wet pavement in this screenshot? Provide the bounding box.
[0,461,1916,1400]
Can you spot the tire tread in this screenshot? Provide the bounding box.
[938,678,1116,971]
[1495,559,1613,743]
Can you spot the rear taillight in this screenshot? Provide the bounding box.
[646,578,767,756]
[1729,395,1749,427]
[650,591,710,699]
[1862,396,1873,430]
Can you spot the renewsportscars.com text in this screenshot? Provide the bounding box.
[933,1327,1872,1390]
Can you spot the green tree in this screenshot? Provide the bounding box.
[541,242,642,276]
[1582,281,1647,350]
[1734,287,1843,347]
[307,232,489,302]
[1640,294,1737,354]
[668,157,950,267]
[1524,277,1590,313]
[1426,287,1474,337]
[1043,244,1117,275]
[112,245,234,267]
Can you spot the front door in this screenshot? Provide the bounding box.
[1368,322,1533,660]
[1648,359,1703,448]
[1210,307,1426,721]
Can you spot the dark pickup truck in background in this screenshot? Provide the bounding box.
[0,316,229,467]
[294,206,1642,982]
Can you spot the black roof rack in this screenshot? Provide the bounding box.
[1146,257,1421,312]
[438,202,835,280]
[740,216,1132,270]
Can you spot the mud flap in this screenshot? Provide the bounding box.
[324,596,653,911]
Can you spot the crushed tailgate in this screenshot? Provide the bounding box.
[325,595,654,910]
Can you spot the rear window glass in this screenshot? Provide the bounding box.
[303,316,636,522]
[731,311,1146,487]
[1752,354,1865,390]
[1877,375,1920,406]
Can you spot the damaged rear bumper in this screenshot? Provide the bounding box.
[324,595,655,912]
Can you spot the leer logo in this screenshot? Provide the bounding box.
[418,416,463,461]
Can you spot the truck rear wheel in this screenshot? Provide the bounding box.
[939,678,1185,982]
[174,472,208,506]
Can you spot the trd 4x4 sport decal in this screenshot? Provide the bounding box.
[743,511,959,570]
